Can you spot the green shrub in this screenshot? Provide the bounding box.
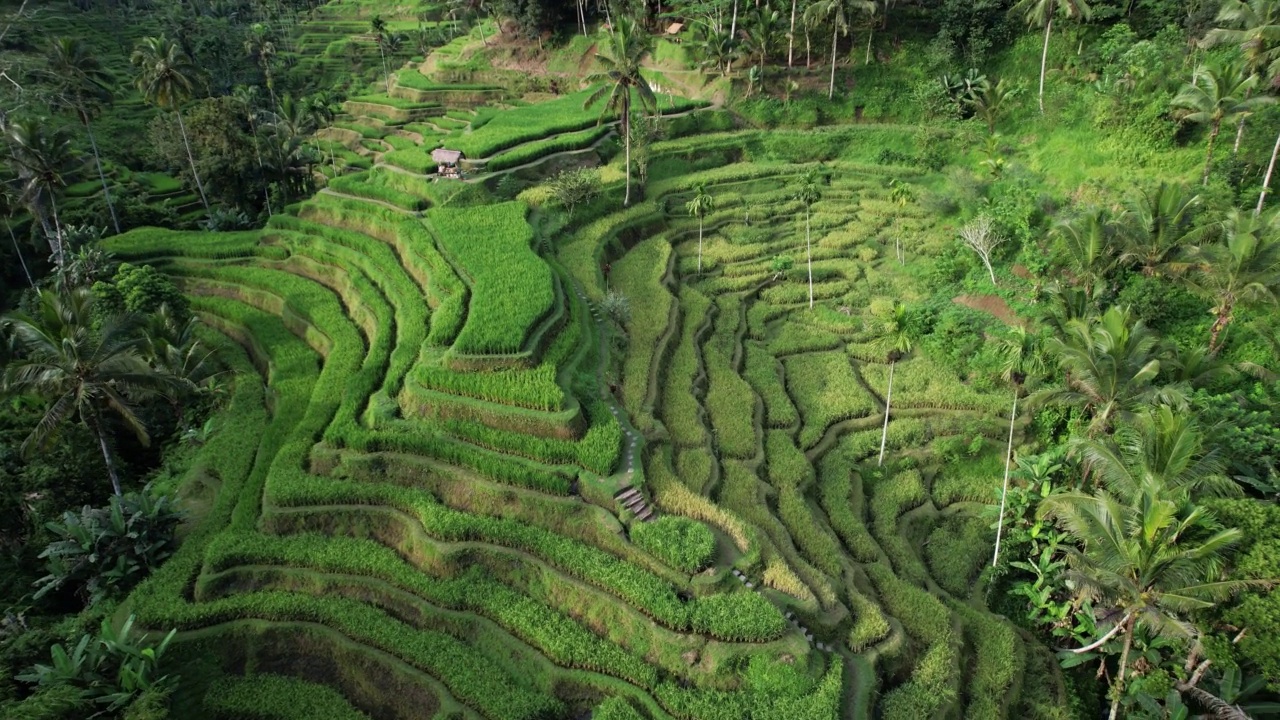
[592,696,645,720]
[35,488,182,605]
[630,516,715,573]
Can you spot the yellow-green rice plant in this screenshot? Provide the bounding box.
[743,344,798,429]
[785,352,879,449]
[703,344,756,459]
[817,449,880,563]
[660,289,711,448]
[847,588,891,651]
[430,202,554,355]
[764,431,810,488]
[612,237,674,430]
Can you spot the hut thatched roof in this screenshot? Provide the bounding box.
[432,148,463,164]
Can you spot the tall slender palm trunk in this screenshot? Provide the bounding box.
[175,110,211,211]
[1208,301,1232,355]
[91,414,123,497]
[7,221,34,287]
[47,192,66,268]
[1108,619,1137,720]
[877,361,894,466]
[1258,128,1280,215]
[697,216,704,273]
[787,0,797,67]
[730,0,739,38]
[623,113,632,206]
[806,207,813,307]
[378,41,390,93]
[83,119,120,235]
[828,25,838,99]
[1037,18,1052,114]
[248,118,273,216]
[865,26,873,64]
[991,392,1018,566]
[1202,121,1221,185]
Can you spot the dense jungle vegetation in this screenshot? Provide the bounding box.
[1,0,1279,717]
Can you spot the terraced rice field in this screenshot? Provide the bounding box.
[106,111,1072,717]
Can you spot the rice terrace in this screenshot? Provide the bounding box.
[1,0,1279,718]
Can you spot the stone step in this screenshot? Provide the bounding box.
[615,487,640,502]
[623,495,646,511]
[637,507,655,522]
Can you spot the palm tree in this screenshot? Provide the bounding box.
[1009,0,1093,114]
[2,288,175,497]
[1070,405,1238,498]
[1043,410,1251,720]
[370,15,391,93]
[966,76,1020,135]
[805,0,875,100]
[44,37,120,236]
[691,22,739,76]
[877,301,912,467]
[794,168,823,308]
[1052,207,1122,300]
[745,5,781,84]
[1119,182,1204,276]
[131,36,210,212]
[5,118,81,269]
[244,23,279,110]
[1171,57,1272,185]
[1202,0,1280,154]
[686,183,715,273]
[231,85,273,217]
[584,16,656,208]
[1183,208,1280,354]
[1035,305,1183,435]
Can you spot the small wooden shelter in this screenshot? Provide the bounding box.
[433,148,464,179]
[665,22,684,42]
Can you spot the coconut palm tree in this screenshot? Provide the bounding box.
[745,5,781,84]
[370,15,391,93]
[244,23,279,110]
[1035,305,1183,435]
[584,15,657,208]
[1119,182,1204,276]
[1052,207,1123,300]
[805,0,875,100]
[877,301,912,467]
[794,168,823,308]
[1201,0,1280,154]
[131,36,210,212]
[1183,208,1280,354]
[44,37,120,236]
[686,183,715,274]
[966,76,1020,135]
[5,118,81,269]
[1171,57,1272,185]
[2,288,176,497]
[1069,405,1238,499]
[1043,410,1252,720]
[1009,0,1093,114]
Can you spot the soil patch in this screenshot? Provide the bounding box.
[953,294,1025,327]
